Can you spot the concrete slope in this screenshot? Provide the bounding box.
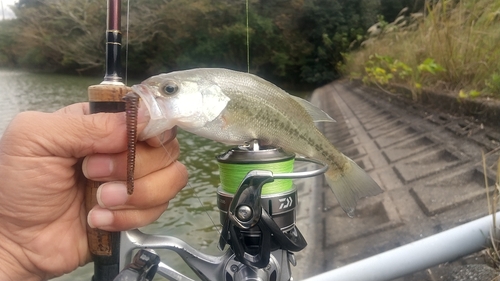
[294,80,500,280]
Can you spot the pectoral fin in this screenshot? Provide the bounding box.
[201,85,231,121]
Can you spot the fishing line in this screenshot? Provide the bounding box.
[246,0,250,73]
[218,160,294,195]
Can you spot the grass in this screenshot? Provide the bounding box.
[485,152,500,269]
[343,0,500,101]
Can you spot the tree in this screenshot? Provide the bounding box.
[1,0,425,85]
[13,0,106,72]
[297,0,370,84]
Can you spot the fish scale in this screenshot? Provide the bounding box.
[132,68,382,216]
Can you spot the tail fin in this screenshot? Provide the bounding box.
[325,157,383,217]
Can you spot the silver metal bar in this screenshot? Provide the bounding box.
[156,262,195,281]
[274,157,328,179]
[302,212,500,281]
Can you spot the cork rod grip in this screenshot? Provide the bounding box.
[86,84,130,281]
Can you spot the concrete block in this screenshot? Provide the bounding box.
[324,196,403,248]
[363,113,398,131]
[375,126,420,148]
[368,120,407,138]
[383,135,438,163]
[410,167,496,216]
[393,148,468,184]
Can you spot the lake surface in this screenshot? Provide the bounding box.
[0,69,231,280]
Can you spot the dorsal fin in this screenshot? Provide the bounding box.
[291,96,336,122]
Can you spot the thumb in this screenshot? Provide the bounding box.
[1,110,129,158]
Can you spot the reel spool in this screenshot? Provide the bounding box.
[217,145,297,232]
[216,142,314,270]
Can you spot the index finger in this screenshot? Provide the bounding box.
[55,102,176,148]
[55,102,90,115]
[144,127,177,147]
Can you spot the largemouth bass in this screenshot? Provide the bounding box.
[132,68,382,216]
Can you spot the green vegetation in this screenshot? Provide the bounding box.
[483,152,500,268]
[0,0,423,86]
[4,0,498,100]
[345,0,500,99]
[361,54,445,101]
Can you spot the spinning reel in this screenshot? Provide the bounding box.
[114,141,327,281]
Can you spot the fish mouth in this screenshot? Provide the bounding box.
[131,84,175,140]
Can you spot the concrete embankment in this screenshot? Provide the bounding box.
[294,80,500,280]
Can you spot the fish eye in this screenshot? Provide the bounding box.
[162,82,179,95]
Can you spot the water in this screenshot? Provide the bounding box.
[0,69,229,280]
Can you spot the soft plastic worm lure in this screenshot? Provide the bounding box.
[123,92,140,195]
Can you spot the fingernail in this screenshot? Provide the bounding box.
[87,207,114,228]
[97,182,129,208]
[159,127,177,144]
[158,131,168,143]
[82,154,113,179]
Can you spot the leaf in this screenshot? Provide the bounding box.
[469,90,481,98]
[458,90,468,99]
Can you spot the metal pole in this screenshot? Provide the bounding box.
[303,212,500,281]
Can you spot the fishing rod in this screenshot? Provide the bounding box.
[85,0,129,280]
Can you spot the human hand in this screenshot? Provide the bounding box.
[0,103,188,281]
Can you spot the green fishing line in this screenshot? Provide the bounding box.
[218,159,294,195]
